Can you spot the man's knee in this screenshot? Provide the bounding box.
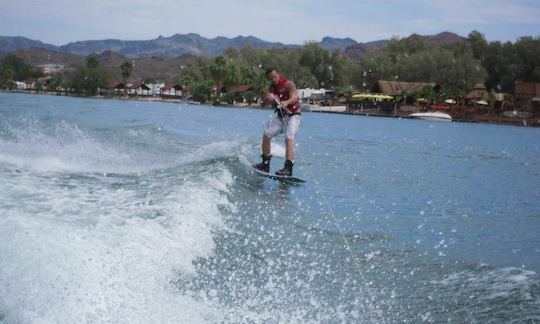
[263,131,273,139]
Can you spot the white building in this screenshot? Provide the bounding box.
[15,81,34,90]
[146,83,165,96]
[297,88,326,101]
[37,64,64,75]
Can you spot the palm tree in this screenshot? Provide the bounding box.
[209,56,229,94]
[120,60,134,85]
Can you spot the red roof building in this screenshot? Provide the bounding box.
[515,81,540,116]
[160,83,183,97]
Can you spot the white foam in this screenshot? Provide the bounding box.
[0,120,172,174]
[179,140,250,166]
[431,266,538,302]
[270,142,286,158]
[0,164,235,323]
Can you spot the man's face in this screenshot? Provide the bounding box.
[267,71,280,85]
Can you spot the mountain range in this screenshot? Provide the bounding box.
[0,32,467,82]
[0,32,465,59]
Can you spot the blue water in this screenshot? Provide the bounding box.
[0,92,539,323]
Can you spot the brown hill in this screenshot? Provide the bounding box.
[1,48,195,82]
[344,31,466,59]
[343,43,384,59]
[95,51,197,82]
[2,47,85,69]
[419,31,466,46]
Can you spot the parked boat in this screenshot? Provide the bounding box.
[409,111,452,122]
[502,110,530,118]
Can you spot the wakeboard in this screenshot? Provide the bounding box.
[251,165,306,184]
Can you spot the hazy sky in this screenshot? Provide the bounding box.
[1,0,539,45]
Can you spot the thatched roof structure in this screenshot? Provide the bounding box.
[465,83,489,100]
[374,81,436,96]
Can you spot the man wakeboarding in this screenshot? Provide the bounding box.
[253,68,302,177]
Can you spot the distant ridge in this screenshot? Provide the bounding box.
[0,33,358,58]
[57,33,301,58]
[0,31,466,59]
[0,36,57,53]
[344,32,466,59]
[318,37,357,51]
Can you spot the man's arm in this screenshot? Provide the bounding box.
[263,89,275,102]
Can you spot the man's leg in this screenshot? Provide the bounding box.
[285,138,295,161]
[253,134,272,172]
[276,115,301,176]
[254,119,280,173]
[262,134,271,157]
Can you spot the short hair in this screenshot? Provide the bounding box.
[265,68,276,76]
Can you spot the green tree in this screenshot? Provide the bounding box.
[223,47,240,60]
[68,56,111,96]
[86,55,100,69]
[35,80,44,93]
[222,91,236,104]
[239,44,260,67]
[47,74,63,93]
[0,54,26,80]
[354,52,394,91]
[120,60,134,84]
[468,30,489,61]
[190,79,213,103]
[0,54,44,81]
[299,42,333,88]
[243,90,257,104]
[176,57,211,89]
[514,36,540,82]
[385,34,429,63]
[0,67,15,89]
[209,55,230,92]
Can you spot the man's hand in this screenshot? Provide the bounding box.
[274,98,292,114]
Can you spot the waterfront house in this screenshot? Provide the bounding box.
[106,82,126,95]
[514,82,540,117]
[15,79,37,91]
[15,81,29,90]
[127,82,151,96]
[146,82,165,96]
[161,83,183,98]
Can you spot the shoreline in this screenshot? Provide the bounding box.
[2,90,539,128]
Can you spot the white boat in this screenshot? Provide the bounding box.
[305,104,347,113]
[502,110,529,118]
[409,111,452,122]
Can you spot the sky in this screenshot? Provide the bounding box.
[1,0,539,45]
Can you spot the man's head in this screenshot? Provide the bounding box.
[265,68,280,85]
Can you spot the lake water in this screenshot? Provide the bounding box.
[0,92,539,323]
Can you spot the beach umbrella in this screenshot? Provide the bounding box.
[351,93,393,101]
[351,93,369,100]
[476,100,489,106]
